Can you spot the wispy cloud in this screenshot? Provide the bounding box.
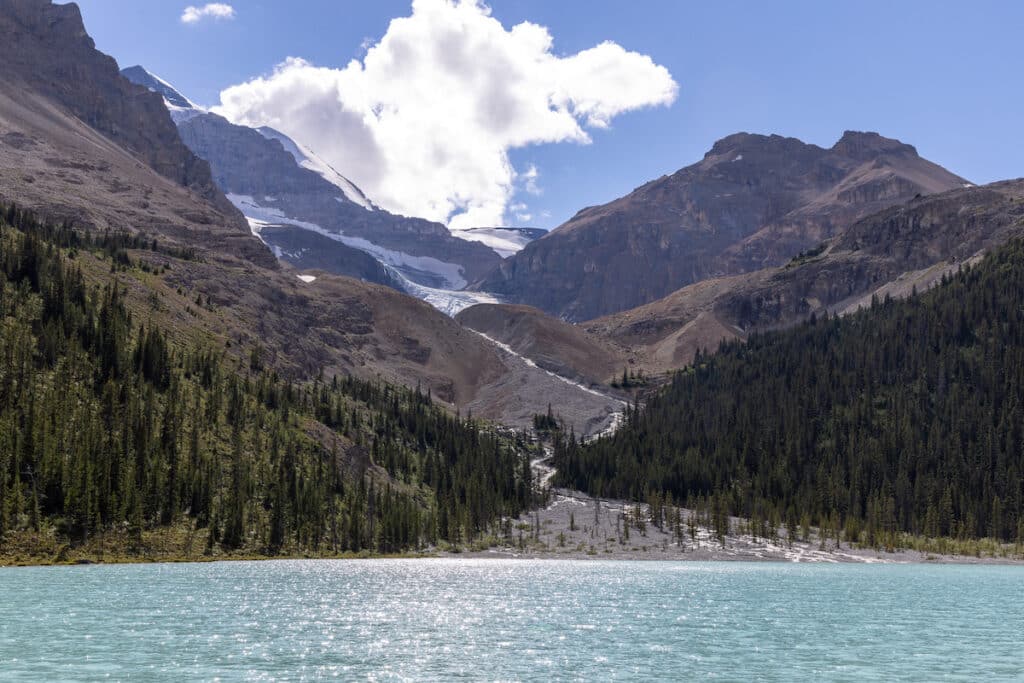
[181,3,235,25]
[510,202,532,222]
[216,0,676,229]
[520,164,541,196]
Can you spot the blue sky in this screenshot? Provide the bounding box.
[75,0,1024,229]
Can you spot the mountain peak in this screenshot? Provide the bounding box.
[706,132,758,155]
[121,65,194,108]
[704,132,815,160]
[832,130,918,160]
[705,132,768,157]
[478,128,966,321]
[120,65,199,117]
[704,130,919,164]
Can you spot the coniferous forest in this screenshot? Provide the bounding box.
[0,205,535,559]
[6,196,1024,561]
[555,238,1024,546]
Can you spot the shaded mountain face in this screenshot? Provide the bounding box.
[255,223,405,290]
[0,0,617,434]
[462,181,1024,386]
[584,180,1024,377]
[119,65,196,111]
[0,1,237,219]
[476,131,967,321]
[121,67,504,293]
[0,0,271,268]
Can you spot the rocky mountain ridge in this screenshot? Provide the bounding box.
[475,130,968,321]
[122,66,509,295]
[0,0,615,434]
[458,181,1024,384]
[589,180,1024,376]
[0,0,271,267]
[0,1,240,220]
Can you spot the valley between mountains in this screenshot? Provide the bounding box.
[2,0,1024,564]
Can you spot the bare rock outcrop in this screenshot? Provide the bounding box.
[476,131,967,321]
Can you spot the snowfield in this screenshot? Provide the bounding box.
[256,127,376,211]
[230,194,503,315]
[453,227,541,257]
[228,193,468,288]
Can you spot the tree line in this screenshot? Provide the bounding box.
[555,238,1024,546]
[0,203,535,556]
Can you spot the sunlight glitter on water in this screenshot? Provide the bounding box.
[1,560,1022,681]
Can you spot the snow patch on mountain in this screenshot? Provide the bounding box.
[168,107,203,124]
[255,127,376,211]
[393,274,503,317]
[238,197,495,314]
[122,66,198,109]
[453,227,544,257]
[229,193,472,294]
[121,65,204,123]
[123,67,376,213]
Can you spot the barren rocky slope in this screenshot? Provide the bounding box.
[462,182,1024,383]
[0,0,240,221]
[584,180,1024,377]
[477,131,967,321]
[0,0,613,433]
[456,303,632,386]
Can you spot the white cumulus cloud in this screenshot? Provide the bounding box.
[215,0,677,229]
[181,3,235,24]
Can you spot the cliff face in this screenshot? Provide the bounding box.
[583,180,1024,377]
[0,0,237,218]
[0,0,273,268]
[476,131,967,321]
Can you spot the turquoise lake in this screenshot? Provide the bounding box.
[1,559,1022,681]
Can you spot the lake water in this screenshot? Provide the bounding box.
[1,559,1021,681]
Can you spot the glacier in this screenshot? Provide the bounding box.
[228,194,500,315]
[255,127,376,211]
[452,227,543,257]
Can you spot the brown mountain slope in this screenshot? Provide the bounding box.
[0,0,615,433]
[0,0,269,267]
[455,304,632,386]
[476,131,966,321]
[585,180,1024,377]
[0,0,237,218]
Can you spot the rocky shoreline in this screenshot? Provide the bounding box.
[448,484,1024,565]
